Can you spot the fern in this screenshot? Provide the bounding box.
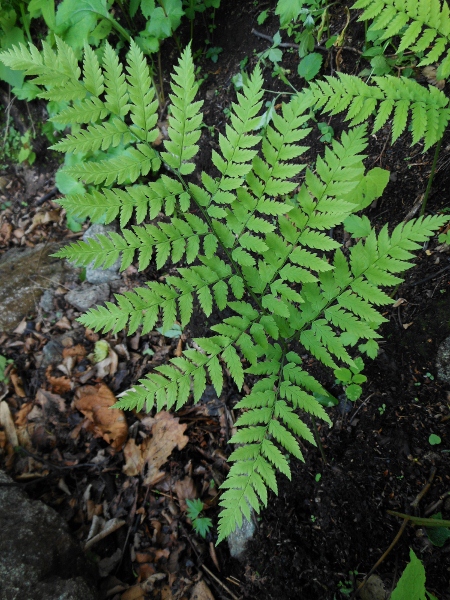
[306,73,450,150]
[1,40,448,544]
[352,0,450,79]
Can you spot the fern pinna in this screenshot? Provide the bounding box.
[1,39,447,542]
[352,0,450,80]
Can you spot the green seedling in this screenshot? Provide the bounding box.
[334,357,367,402]
[0,354,12,384]
[186,498,213,538]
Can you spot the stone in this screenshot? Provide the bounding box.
[83,224,121,284]
[227,515,256,560]
[0,470,98,600]
[41,339,64,369]
[436,335,450,384]
[65,283,110,311]
[0,243,70,332]
[39,289,55,313]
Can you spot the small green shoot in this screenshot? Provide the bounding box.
[317,122,334,143]
[186,498,213,538]
[334,358,367,401]
[0,354,12,384]
[428,434,441,446]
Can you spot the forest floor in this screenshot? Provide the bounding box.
[0,1,450,599]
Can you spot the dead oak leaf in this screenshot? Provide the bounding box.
[74,383,128,450]
[45,366,73,394]
[122,411,188,486]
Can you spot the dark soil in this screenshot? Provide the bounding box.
[1,1,450,599]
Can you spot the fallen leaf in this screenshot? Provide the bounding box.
[0,220,12,245]
[122,412,188,485]
[74,383,128,450]
[62,344,87,359]
[25,209,60,233]
[14,401,34,426]
[190,580,215,600]
[45,366,72,394]
[403,322,413,329]
[9,368,26,397]
[422,66,445,90]
[121,585,145,600]
[174,477,197,511]
[0,400,19,446]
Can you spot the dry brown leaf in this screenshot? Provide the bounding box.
[122,412,188,485]
[0,400,19,447]
[25,209,60,233]
[62,344,87,359]
[0,220,12,245]
[190,580,215,600]
[174,477,197,511]
[14,401,34,426]
[55,316,72,330]
[84,328,99,342]
[74,383,128,450]
[9,368,26,397]
[45,366,72,394]
[422,66,446,89]
[121,585,145,600]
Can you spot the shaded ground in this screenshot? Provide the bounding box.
[1,1,450,599]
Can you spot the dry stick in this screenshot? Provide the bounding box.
[251,28,362,54]
[201,565,240,600]
[353,467,437,598]
[348,392,376,426]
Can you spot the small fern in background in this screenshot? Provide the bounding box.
[1,38,448,543]
[353,0,450,80]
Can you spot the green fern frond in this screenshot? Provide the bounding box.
[63,144,160,185]
[352,0,450,78]
[50,118,133,153]
[161,44,204,175]
[4,36,448,543]
[308,74,450,150]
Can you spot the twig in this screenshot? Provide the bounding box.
[201,565,240,600]
[35,186,58,207]
[353,467,436,598]
[348,393,376,425]
[251,29,362,54]
[401,264,450,288]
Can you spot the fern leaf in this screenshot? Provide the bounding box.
[82,43,104,97]
[161,45,204,175]
[309,74,450,150]
[51,118,132,153]
[126,40,159,143]
[103,42,130,118]
[63,144,160,185]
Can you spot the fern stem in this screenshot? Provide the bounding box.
[157,51,165,106]
[311,416,327,464]
[420,136,443,217]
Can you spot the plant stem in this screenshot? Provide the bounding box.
[158,51,165,106]
[311,416,327,464]
[420,136,443,216]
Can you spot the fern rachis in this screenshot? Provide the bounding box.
[1,38,448,543]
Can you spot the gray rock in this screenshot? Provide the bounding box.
[65,283,110,312]
[0,470,98,600]
[0,243,70,332]
[41,339,64,369]
[436,335,450,384]
[227,514,256,560]
[83,224,121,284]
[40,289,55,313]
